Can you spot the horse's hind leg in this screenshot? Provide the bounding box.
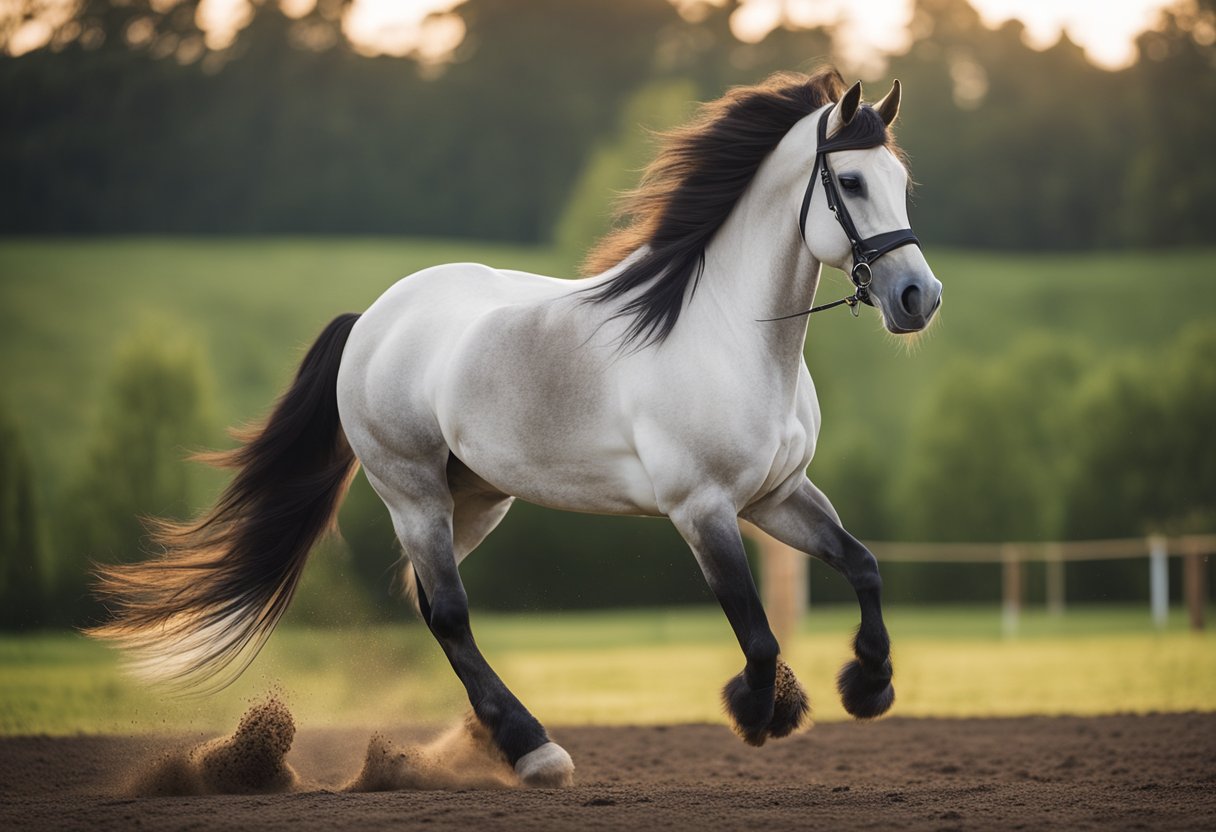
[401,456,515,617]
[365,466,573,787]
[742,478,894,719]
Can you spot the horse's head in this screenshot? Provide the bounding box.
[801,80,942,334]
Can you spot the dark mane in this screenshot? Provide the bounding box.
[582,66,894,348]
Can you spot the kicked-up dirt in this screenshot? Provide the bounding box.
[1,711,1213,831]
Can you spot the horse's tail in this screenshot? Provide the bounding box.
[86,313,362,691]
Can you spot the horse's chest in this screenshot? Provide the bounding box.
[748,378,820,501]
[758,417,815,495]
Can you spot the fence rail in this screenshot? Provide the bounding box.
[742,526,1213,641]
[865,535,1216,563]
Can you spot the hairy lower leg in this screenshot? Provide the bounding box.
[838,585,895,718]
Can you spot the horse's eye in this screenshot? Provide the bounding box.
[839,175,862,193]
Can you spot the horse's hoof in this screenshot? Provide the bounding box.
[767,658,811,738]
[515,742,574,788]
[723,658,810,745]
[837,658,895,718]
[722,671,774,746]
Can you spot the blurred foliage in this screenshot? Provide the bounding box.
[1066,323,1216,538]
[54,325,217,624]
[286,537,380,626]
[1,0,675,241]
[876,324,1216,605]
[0,404,44,629]
[0,240,1212,627]
[554,79,699,262]
[1,0,1213,248]
[896,336,1088,544]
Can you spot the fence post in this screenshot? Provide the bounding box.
[1002,544,1022,638]
[748,526,807,647]
[1182,539,1207,632]
[1045,542,1065,616]
[1149,535,1169,630]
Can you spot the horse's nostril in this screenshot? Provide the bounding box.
[900,284,921,316]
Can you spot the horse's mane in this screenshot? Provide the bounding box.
[582,66,894,348]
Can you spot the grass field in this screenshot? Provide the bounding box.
[2,239,1214,487]
[2,605,1212,736]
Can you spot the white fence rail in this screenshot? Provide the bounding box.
[743,526,1214,641]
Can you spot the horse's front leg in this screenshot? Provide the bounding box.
[742,478,895,719]
[669,502,810,746]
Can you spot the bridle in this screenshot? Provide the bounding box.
[762,108,921,322]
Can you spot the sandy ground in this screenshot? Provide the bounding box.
[2,713,1214,831]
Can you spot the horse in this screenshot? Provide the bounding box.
[89,67,942,788]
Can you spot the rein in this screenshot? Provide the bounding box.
[759,109,921,323]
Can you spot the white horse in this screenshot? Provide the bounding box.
[91,68,941,788]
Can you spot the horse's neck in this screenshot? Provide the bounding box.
[689,150,823,388]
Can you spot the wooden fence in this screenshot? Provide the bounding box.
[744,527,1214,642]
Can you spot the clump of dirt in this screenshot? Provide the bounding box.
[345,712,517,791]
[129,695,298,796]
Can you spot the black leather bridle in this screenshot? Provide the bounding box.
[763,108,921,321]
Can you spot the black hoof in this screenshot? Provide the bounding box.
[768,659,811,738]
[836,658,895,719]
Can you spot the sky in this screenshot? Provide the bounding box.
[725,0,1174,69]
[4,0,1179,70]
[330,0,1177,69]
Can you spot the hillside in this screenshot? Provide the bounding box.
[3,240,1211,487]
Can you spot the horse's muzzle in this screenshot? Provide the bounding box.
[883,275,942,333]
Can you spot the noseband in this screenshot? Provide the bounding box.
[763,109,921,322]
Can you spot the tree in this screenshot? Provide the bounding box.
[1122,1,1216,244]
[896,335,1087,544]
[1065,321,1216,537]
[1159,323,1216,532]
[64,327,217,622]
[555,78,699,261]
[0,404,45,629]
[1058,322,1215,601]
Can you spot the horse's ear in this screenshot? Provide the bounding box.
[828,81,863,137]
[874,79,901,126]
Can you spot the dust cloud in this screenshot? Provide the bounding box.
[345,712,518,791]
[127,696,518,795]
[129,695,298,796]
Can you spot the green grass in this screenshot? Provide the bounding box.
[2,238,1214,489]
[2,605,1212,736]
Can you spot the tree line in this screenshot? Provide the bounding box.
[2,0,1213,249]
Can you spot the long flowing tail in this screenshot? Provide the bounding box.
[87,313,362,691]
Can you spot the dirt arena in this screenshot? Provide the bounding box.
[3,712,1213,831]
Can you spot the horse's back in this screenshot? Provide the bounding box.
[336,262,659,513]
[337,263,566,460]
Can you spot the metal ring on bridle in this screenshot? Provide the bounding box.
[851,260,873,288]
